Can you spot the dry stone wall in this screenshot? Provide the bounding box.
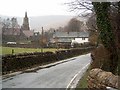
[88,68,119,90]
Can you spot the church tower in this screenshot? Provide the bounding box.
[22,12,30,30]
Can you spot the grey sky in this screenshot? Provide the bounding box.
[0,0,76,17]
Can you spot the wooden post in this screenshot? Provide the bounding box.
[41,27,44,53]
[12,49,14,55]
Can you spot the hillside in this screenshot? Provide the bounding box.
[0,15,75,32]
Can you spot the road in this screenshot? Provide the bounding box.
[2,53,91,88]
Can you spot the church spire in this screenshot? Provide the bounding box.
[25,12,27,18]
[22,12,30,30]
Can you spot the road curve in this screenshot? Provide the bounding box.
[2,53,91,88]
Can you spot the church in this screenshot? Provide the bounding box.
[21,12,34,38]
[2,12,34,37]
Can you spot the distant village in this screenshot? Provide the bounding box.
[0,12,91,48]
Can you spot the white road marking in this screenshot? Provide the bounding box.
[66,63,90,89]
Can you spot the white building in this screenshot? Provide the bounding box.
[52,31,89,47]
[71,37,89,44]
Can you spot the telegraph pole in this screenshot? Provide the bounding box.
[41,27,44,53]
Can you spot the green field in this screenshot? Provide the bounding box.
[1,47,64,55]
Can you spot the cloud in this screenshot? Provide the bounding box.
[0,0,74,16]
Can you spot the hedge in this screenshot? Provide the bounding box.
[2,47,94,75]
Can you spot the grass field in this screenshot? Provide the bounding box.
[1,47,64,55]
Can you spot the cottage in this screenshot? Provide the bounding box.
[51,31,89,48]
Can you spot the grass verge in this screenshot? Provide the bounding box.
[76,65,91,89]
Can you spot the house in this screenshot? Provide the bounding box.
[7,42,17,44]
[51,31,89,48]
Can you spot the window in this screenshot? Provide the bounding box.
[82,37,85,40]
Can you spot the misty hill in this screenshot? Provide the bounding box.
[29,15,75,31]
[0,15,75,32]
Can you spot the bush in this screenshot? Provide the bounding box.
[91,44,111,71]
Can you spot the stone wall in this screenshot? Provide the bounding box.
[2,47,93,75]
[88,68,119,89]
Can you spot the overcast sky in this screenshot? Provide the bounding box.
[0,0,76,17]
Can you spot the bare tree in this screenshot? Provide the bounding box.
[86,13,97,31]
[66,0,120,74]
[2,18,11,29]
[66,18,83,32]
[65,0,93,17]
[11,17,19,29]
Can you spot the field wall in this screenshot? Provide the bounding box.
[2,47,94,75]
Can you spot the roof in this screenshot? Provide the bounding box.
[53,31,89,38]
[23,30,34,37]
